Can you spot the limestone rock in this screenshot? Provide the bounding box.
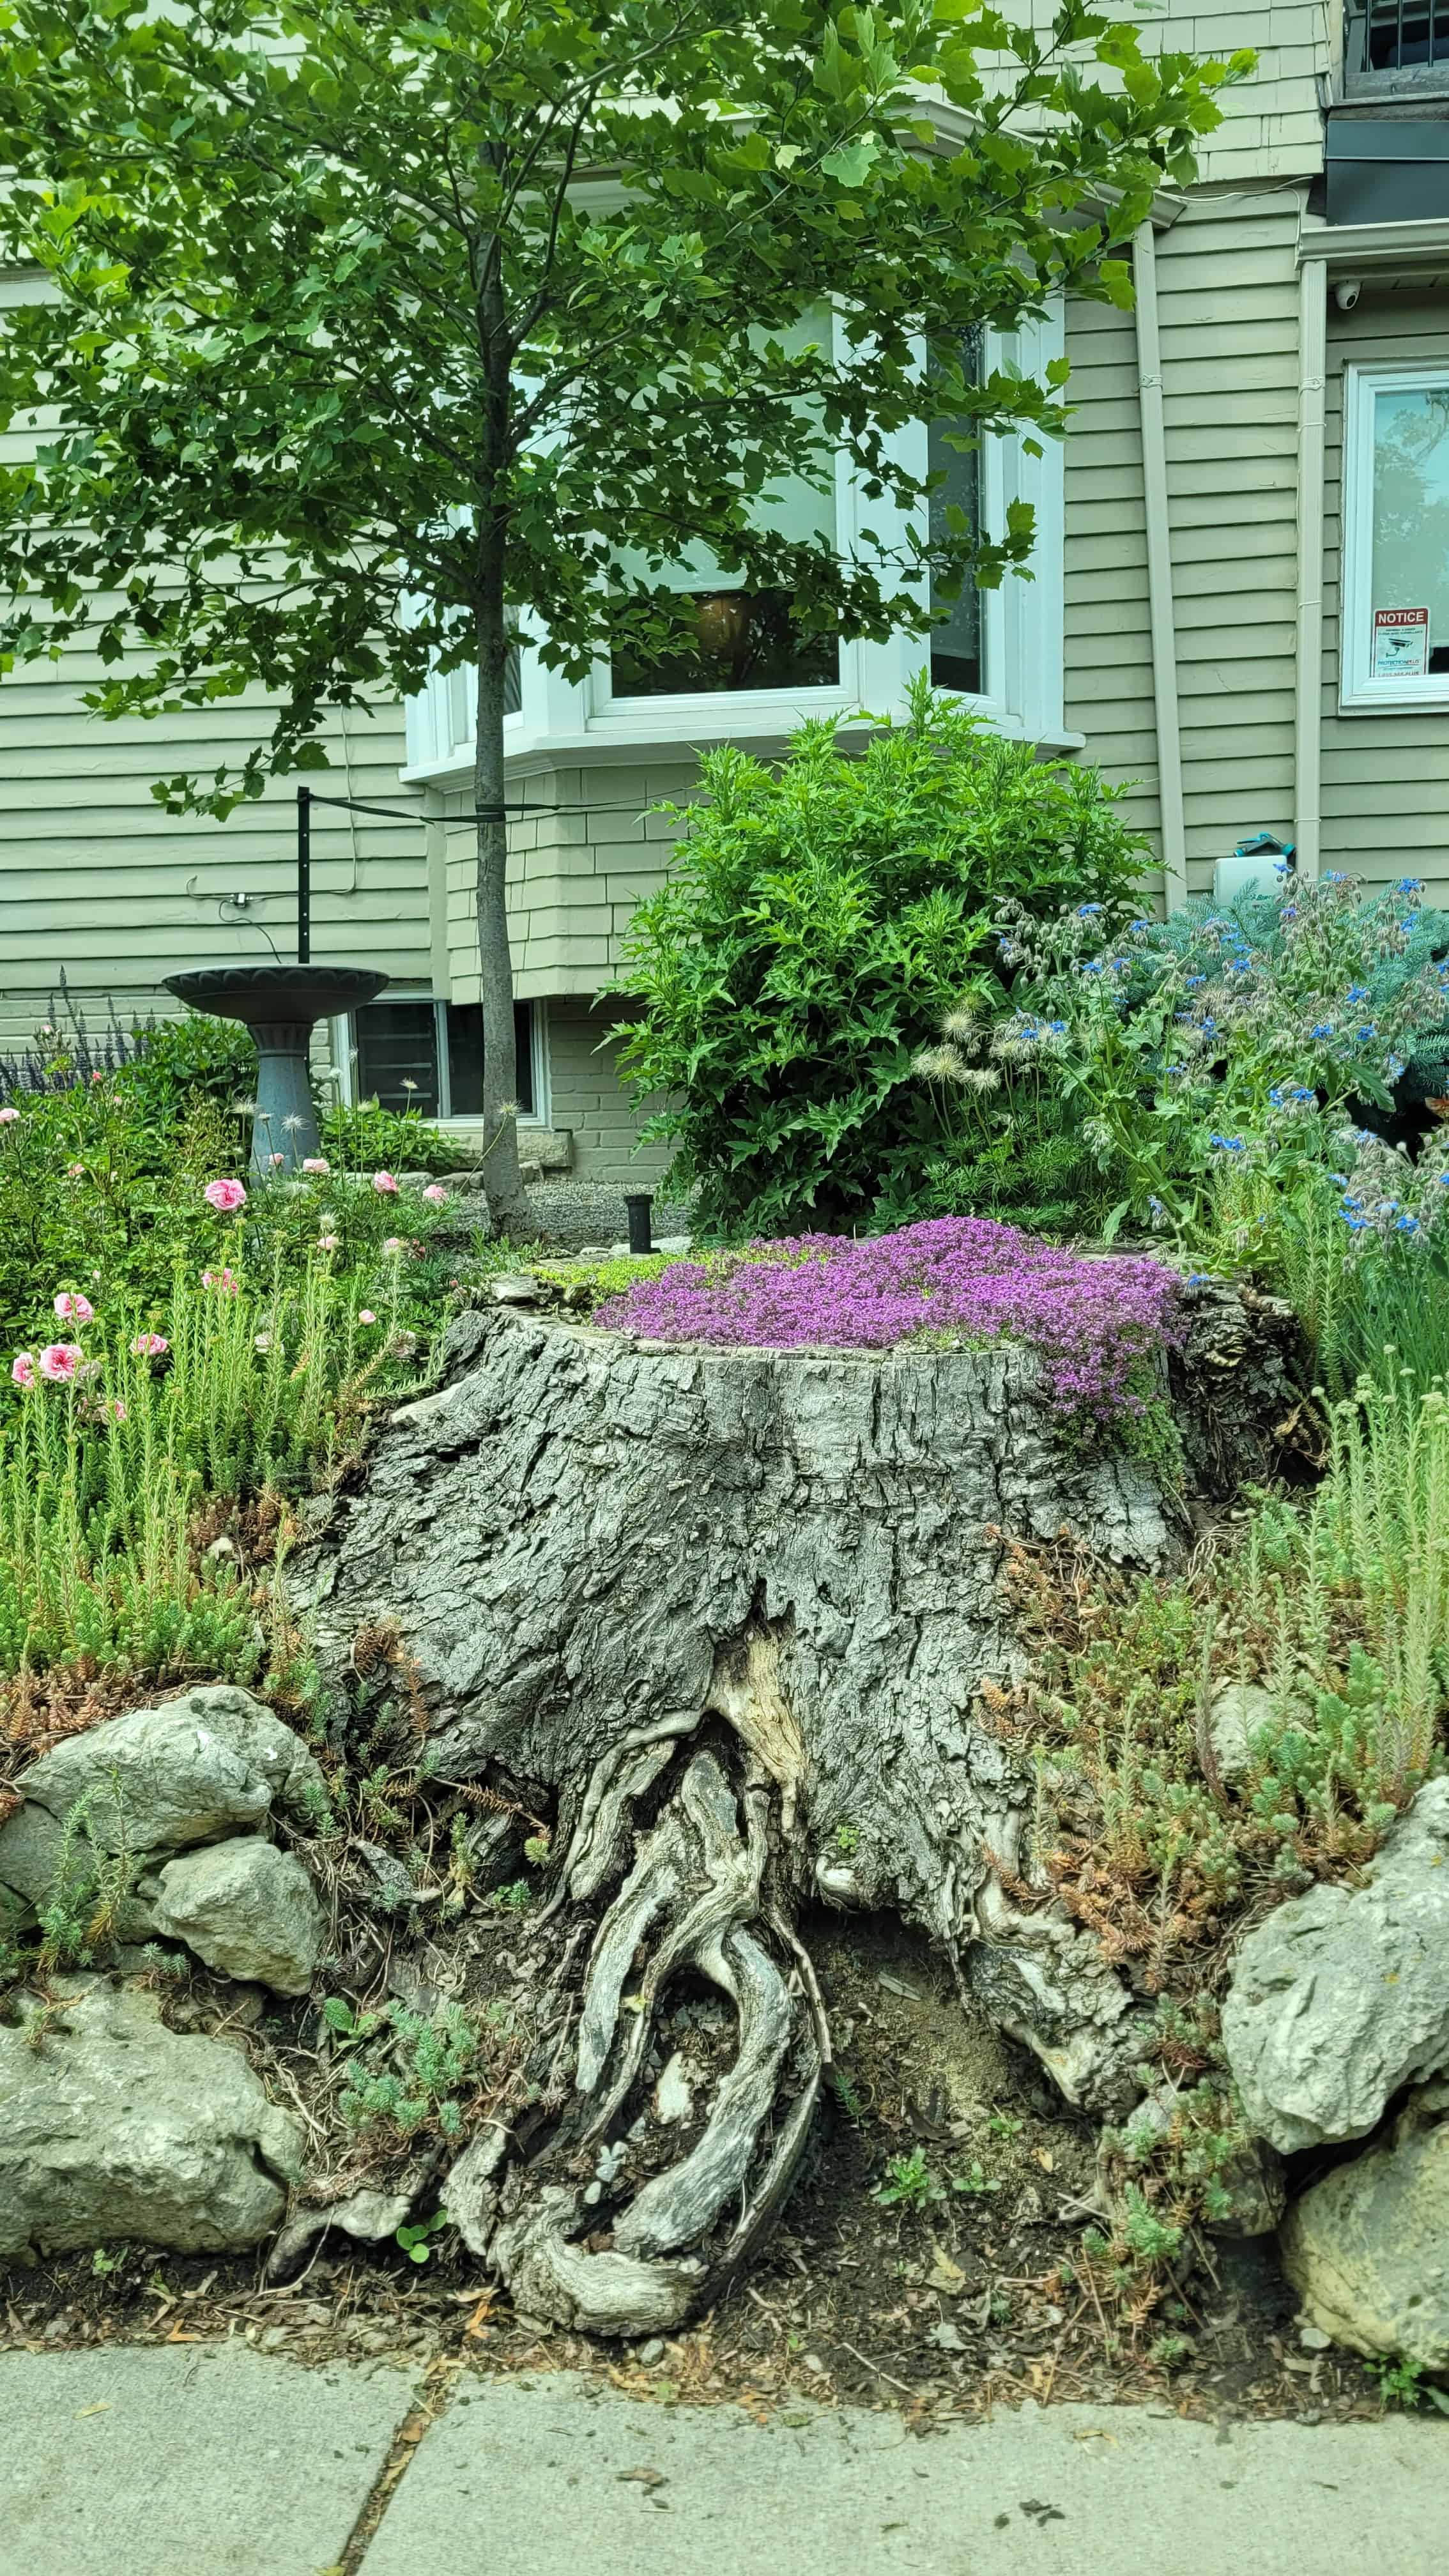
[0,1978,305,2256]
[1222,1779,1449,2152]
[0,1685,326,1908]
[1282,2081,1449,2373]
[151,1837,324,1995]
[1208,1683,1276,1783]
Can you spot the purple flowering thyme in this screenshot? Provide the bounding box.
[596,1218,1183,1421]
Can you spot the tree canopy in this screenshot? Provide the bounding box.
[0,0,1243,1214]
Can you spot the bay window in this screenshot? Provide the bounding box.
[401,303,1068,779]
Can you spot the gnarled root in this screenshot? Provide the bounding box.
[453,1733,825,2337]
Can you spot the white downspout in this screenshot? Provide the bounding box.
[1294,254,1328,883]
[1132,221,1188,913]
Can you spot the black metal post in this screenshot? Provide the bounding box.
[296,784,311,964]
[624,1191,654,1255]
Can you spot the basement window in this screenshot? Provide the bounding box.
[350,997,537,1121]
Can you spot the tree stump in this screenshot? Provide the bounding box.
[292,1282,1299,2334]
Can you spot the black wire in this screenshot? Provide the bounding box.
[303,790,671,824]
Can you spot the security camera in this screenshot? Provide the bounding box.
[1334,279,1361,313]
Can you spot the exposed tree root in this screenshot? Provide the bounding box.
[291,1296,1301,2329]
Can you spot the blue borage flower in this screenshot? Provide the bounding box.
[1184,974,1206,988]
[1208,1133,1245,1153]
[1397,1213,1421,1233]
[1310,1022,1334,1040]
[1076,903,1103,918]
[1346,985,1369,1004]
[1397,877,1424,895]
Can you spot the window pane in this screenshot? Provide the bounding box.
[355,1002,439,1114]
[1371,384,1449,675]
[928,331,984,696]
[610,594,839,696]
[445,1002,535,1117]
[610,308,840,697]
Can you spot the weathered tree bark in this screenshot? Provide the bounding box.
[291,1284,1300,2333]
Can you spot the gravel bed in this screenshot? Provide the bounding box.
[429,1170,697,1252]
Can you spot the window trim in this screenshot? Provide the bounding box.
[1340,360,1449,713]
[330,995,548,1126]
[401,304,1070,777]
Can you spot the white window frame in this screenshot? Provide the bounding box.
[401,303,1071,781]
[1340,360,1449,714]
[329,995,549,1127]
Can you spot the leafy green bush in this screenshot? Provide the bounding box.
[609,682,1148,1237]
[322,1097,465,1179]
[116,1013,258,1117]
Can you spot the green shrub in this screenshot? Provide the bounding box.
[321,1097,464,1179]
[609,680,1148,1237]
[115,1014,258,1117]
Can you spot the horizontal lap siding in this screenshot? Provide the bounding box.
[441,762,696,1004]
[1062,190,1308,896]
[1160,190,1306,895]
[1321,286,1449,898]
[546,995,674,1186]
[1062,298,1160,875]
[0,668,427,1051]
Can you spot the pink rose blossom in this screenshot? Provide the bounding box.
[0,1106,19,1125]
[317,1235,340,1253]
[201,1267,241,1295]
[357,1309,377,1326]
[422,1184,448,1205]
[90,1071,104,1085]
[383,1236,404,1255]
[268,1152,286,1169]
[66,1163,86,1179]
[12,1353,36,1388]
[203,1177,248,1213]
[371,1171,399,1196]
[38,1344,83,1382]
[302,1156,330,1175]
[131,1333,170,1358]
[53,1291,95,1324]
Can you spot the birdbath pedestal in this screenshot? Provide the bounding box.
[164,965,388,1174]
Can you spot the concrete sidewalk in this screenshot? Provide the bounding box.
[2,2343,1443,2576]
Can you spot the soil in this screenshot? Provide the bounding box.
[0,1916,1395,2433]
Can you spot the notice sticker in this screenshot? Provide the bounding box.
[1372,606,1430,678]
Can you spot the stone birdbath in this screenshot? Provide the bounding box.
[164,965,388,1174]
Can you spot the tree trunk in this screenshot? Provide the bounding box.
[472,595,529,1236]
[291,1284,1300,2334]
